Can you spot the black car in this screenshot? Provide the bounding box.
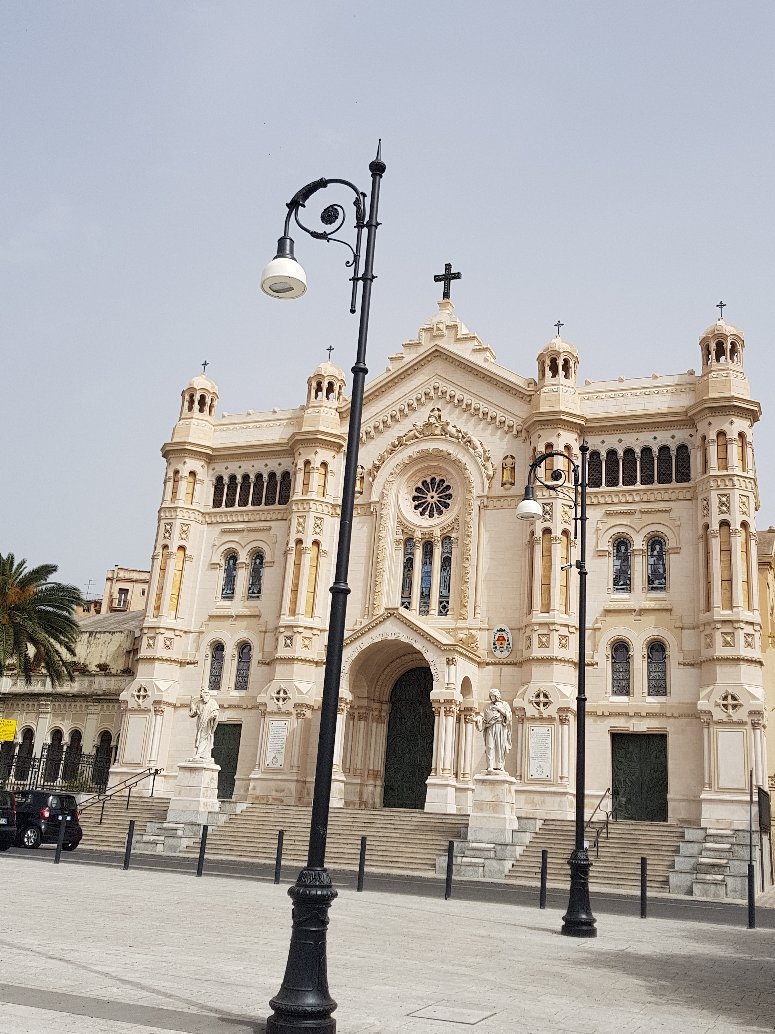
[0,790,15,851]
[14,790,82,851]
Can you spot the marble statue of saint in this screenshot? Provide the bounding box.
[476,688,513,772]
[189,687,220,762]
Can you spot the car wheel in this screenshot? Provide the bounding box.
[21,826,42,849]
[62,842,78,852]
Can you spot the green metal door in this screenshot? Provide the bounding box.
[611,732,668,821]
[213,723,242,800]
[382,667,434,810]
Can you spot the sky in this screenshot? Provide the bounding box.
[2,1,774,595]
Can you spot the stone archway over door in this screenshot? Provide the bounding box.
[611,733,668,821]
[382,667,434,809]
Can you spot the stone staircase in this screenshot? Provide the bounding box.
[506,818,685,891]
[669,827,769,900]
[79,795,171,851]
[177,804,468,875]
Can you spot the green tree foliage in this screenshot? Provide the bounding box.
[0,554,81,685]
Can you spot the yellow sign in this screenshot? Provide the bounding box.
[0,719,17,742]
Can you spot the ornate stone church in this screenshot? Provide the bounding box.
[112,294,768,831]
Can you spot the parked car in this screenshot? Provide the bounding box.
[14,791,82,851]
[0,790,15,851]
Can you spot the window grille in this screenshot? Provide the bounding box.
[646,641,667,696]
[438,537,453,616]
[611,641,631,696]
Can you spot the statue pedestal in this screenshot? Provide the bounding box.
[166,760,221,825]
[468,772,518,844]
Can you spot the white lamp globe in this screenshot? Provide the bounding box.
[260,236,307,299]
[515,496,543,521]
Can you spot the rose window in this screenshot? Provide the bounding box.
[412,476,453,519]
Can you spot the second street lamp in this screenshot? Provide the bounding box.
[260,145,386,1034]
[516,442,597,938]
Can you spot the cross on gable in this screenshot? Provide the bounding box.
[433,262,461,300]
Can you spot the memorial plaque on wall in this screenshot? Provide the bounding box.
[528,725,553,780]
[265,719,290,769]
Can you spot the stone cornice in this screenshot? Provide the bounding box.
[587,488,694,505]
[687,397,761,422]
[204,509,290,525]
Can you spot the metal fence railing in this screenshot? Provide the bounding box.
[0,744,111,794]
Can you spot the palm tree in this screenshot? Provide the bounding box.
[0,554,82,685]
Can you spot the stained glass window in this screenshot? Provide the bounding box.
[611,641,631,696]
[247,552,264,599]
[221,553,237,599]
[208,643,224,691]
[234,643,251,691]
[412,476,453,519]
[401,538,414,609]
[438,537,453,616]
[588,451,603,488]
[646,641,667,696]
[612,538,631,593]
[646,536,667,592]
[419,541,433,615]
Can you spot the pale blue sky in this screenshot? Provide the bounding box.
[2,2,773,593]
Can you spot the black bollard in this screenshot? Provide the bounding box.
[747,862,756,929]
[274,829,284,885]
[54,816,67,864]
[640,857,647,918]
[444,839,454,900]
[357,836,367,892]
[539,849,548,909]
[123,819,135,871]
[196,825,208,877]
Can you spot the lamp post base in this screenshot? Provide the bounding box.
[267,869,338,1033]
[560,848,597,938]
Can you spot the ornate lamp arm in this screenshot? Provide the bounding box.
[526,449,581,533]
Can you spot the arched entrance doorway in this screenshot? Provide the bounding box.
[383,667,434,809]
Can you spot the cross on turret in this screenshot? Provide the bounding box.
[434,262,461,301]
[554,321,564,337]
[326,346,334,360]
[201,360,209,374]
[716,301,726,319]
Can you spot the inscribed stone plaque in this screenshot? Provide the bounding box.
[265,719,290,769]
[716,728,747,790]
[528,725,553,780]
[122,714,149,764]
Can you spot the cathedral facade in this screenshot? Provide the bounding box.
[112,299,768,830]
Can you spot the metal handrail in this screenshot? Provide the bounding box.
[79,767,162,813]
[585,787,612,832]
[585,788,613,859]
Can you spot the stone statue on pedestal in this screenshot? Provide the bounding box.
[476,688,512,772]
[189,688,220,762]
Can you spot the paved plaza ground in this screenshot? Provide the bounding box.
[1,852,773,1034]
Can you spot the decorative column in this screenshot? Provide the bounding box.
[148,704,165,764]
[330,699,349,808]
[513,706,526,782]
[410,540,422,612]
[441,704,457,776]
[429,531,441,616]
[558,708,571,784]
[461,710,477,781]
[700,713,712,790]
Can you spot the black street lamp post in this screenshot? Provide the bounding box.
[260,146,386,1033]
[516,442,597,938]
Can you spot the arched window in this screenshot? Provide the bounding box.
[208,642,224,691]
[278,470,292,505]
[501,455,516,488]
[168,546,186,617]
[647,536,667,592]
[646,641,668,697]
[612,537,631,593]
[605,449,620,487]
[741,523,752,610]
[657,445,673,484]
[401,538,414,609]
[305,541,320,617]
[187,392,195,412]
[540,528,552,613]
[560,530,570,614]
[703,524,712,612]
[611,642,631,696]
[171,470,180,502]
[288,541,303,615]
[640,447,655,485]
[543,443,554,477]
[247,552,264,600]
[221,553,238,600]
[302,461,312,495]
[737,433,748,472]
[225,474,238,508]
[62,729,83,781]
[212,475,225,508]
[588,451,603,488]
[730,341,739,363]
[265,471,278,506]
[563,444,573,478]
[562,357,571,379]
[438,537,453,616]
[234,643,251,691]
[548,357,559,378]
[716,431,728,471]
[700,436,707,475]
[45,730,64,782]
[251,473,264,507]
[198,392,207,413]
[719,522,732,609]
[92,730,112,788]
[419,540,434,616]
[317,462,328,498]
[152,545,169,617]
[184,471,196,505]
[16,728,34,781]
[238,473,251,507]
[714,340,726,363]
[675,444,691,483]
[622,448,637,486]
